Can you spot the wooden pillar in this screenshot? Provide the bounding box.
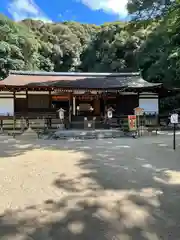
[26,90,28,112]
[0,119,3,130]
[103,93,107,116]
[94,98,100,115]
[25,89,29,126]
[68,92,72,122]
[13,91,15,118]
[73,96,76,116]
[137,92,140,107]
[49,90,51,109]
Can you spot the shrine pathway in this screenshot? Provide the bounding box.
[0,135,180,240]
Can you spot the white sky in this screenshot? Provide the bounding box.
[8,0,51,22]
[79,0,128,17]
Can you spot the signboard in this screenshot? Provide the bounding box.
[128,115,137,131]
[52,95,69,101]
[134,107,144,116]
[79,103,91,111]
[75,93,99,100]
[170,114,178,124]
[170,113,179,150]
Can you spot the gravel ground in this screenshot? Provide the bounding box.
[0,135,180,239]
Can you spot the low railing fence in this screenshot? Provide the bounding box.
[0,114,179,133]
[0,117,60,131]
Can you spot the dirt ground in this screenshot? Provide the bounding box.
[0,135,180,239]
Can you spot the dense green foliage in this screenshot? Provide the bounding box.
[0,0,180,95]
[127,0,173,19]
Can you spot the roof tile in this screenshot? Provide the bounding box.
[0,72,161,89]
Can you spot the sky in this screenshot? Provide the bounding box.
[0,0,129,25]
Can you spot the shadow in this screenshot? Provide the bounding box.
[0,190,165,240]
[53,174,82,193]
[0,136,180,239]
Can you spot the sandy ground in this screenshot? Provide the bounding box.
[0,144,89,210]
[0,135,180,239]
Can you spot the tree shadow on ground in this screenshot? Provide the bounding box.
[53,138,180,239]
[0,137,180,239]
[0,191,168,240]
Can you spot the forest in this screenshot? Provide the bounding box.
[0,0,180,110]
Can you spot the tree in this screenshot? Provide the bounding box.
[127,0,174,19]
[136,1,180,86]
[0,14,38,78]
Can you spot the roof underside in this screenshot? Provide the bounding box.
[0,71,162,89]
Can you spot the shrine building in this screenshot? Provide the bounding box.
[0,71,175,129]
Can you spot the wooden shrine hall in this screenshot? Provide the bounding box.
[0,71,175,129]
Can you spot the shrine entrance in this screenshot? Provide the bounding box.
[51,95,70,119]
[75,95,101,117]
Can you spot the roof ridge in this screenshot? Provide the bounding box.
[9,70,140,77]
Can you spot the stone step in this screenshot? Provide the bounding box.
[70,121,107,129]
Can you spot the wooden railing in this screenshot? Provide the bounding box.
[14,111,57,118]
[0,113,178,132]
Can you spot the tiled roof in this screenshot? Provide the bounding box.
[0,75,87,86]
[0,71,162,89]
[31,76,161,89]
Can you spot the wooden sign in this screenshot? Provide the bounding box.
[76,95,99,100]
[79,103,91,111]
[52,95,69,101]
[128,115,137,131]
